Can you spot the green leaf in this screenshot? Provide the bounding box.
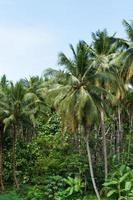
[119,172,130,183]
[103,180,118,186]
[107,189,117,197]
[120,165,126,175]
[69,188,74,195]
[125,181,132,191]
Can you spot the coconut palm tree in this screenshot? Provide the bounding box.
[0,121,4,191]
[122,20,133,84]
[89,29,121,179]
[48,41,102,200]
[23,76,47,116]
[1,81,38,189]
[0,75,10,191]
[107,20,133,161]
[0,116,4,192]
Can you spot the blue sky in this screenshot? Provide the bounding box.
[0,0,132,81]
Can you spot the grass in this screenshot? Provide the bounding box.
[0,191,107,200]
[0,191,23,200]
[85,195,107,200]
[89,196,98,199]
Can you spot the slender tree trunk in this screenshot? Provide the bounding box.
[61,123,65,145]
[78,125,82,154]
[100,109,108,180]
[127,133,131,162]
[131,115,133,128]
[12,124,19,189]
[117,105,122,162]
[127,114,133,162]
[0,126,4,191]
[114,122,117,154]
[84,128,101,200]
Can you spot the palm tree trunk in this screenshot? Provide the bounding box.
[127,114,133,162]
[0,126,4,191]
[130,113,133,125]
[84,128,101,200]
[117,105,122,162]
[13,124,19,189]
[100,109,108,180]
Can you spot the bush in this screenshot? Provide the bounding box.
[24,185,44,200]
[103,165,133,199]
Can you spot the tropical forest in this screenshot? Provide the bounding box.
[0,20,133,200]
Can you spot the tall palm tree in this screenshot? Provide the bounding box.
[24,76,46,114]
[0,121,4,191]
[1,81,37,189]
[49,41,101,200]
[0,75,10,191]
[0,112,5,191]
[122,20,133,84]
[89,29,120,179]
[107,20,133,161]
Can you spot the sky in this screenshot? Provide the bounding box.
[0,0,132,81]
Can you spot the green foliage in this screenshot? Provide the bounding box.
[43,175,65,199]
[0,190,23,200]
[24,186,44,200]
[64,176,84,196]
[36,113,60,135]
[103,165,133,199]
[0,20,133,200]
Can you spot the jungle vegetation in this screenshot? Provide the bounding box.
[0,20,133,200]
